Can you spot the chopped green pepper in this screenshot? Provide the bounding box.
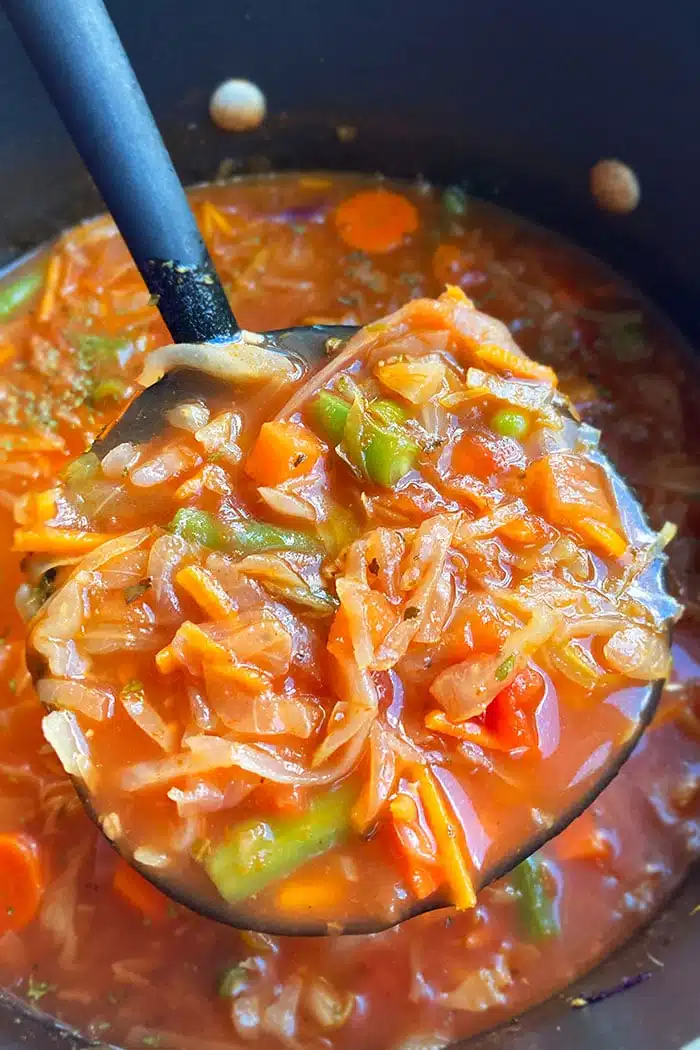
[227,520,319,555]
[168,508,319,555]
[0,267,44,321]
[311,391,351,445]
[510,854,559,940]
[169,508,227,548]
[490,408,530,440]
[204,785,355,904]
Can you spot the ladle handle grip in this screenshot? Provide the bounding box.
[3,0,239,344]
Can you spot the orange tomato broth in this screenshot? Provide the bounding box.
[0,173,696,1050]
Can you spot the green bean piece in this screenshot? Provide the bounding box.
[226,520,320,555]
[490,408,530,440]
[510,854,560,940]
[311,391,351,445]
[204,785,355,904]
[362,427,418,487]
[0,267,44,321]
[169,508,227,549]
[342,396,418,488]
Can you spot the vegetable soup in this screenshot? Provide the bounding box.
[0,174,698,1049]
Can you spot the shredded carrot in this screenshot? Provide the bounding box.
[113,858,169,923]
[474,342,558,386]
[388,794,444,900]
[425,710,510,751]
[175,565,236,620]
[200,200,235,239]
[37,253,62,323]
[12,527,118,553]
[155,621,230,674]
[245,421,324,487]
[205,658,269,694]
[0,833,44,933]
[416,765,476,909]
[154,645,180,675]
[335,189,419,254]
[577,517,628,559]
[0,344,16,366]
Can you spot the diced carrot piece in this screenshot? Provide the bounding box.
[37,253,62,323]
[276,872,346,914]
[416,766,476,909]
[12,528,118,553]
[473,342,557,386]
[244,421,324,487]
[175,565,235,620]
[525,453,627,558]
[335,189,419,254]
[577,518,628,559]
[0,833,44,933]
[154,645,179,675]
[388,794,443,900]
[555,809,612,863]
[155,620,231,676]
[432,244,464,285]
[113,858,169,923]
[451,429,525,480]
[499,513,553,546]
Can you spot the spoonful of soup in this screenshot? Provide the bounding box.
[7,0,679,936]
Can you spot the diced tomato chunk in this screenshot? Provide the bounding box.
[525,452,626,557]
[484,666,546,750]
[451,428,525,480]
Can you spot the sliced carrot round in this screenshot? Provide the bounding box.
[0,833,44,933]
[335,189,419,254]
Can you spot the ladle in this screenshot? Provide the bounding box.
[4,0,666,936]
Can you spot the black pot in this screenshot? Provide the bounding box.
[0,1,697,1047]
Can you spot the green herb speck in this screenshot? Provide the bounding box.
[495,654,515,681]
[26,975,56,1002]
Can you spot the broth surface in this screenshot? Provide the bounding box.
[0,173,698,1049]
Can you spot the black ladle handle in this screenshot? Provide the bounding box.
[3,0,239,344]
